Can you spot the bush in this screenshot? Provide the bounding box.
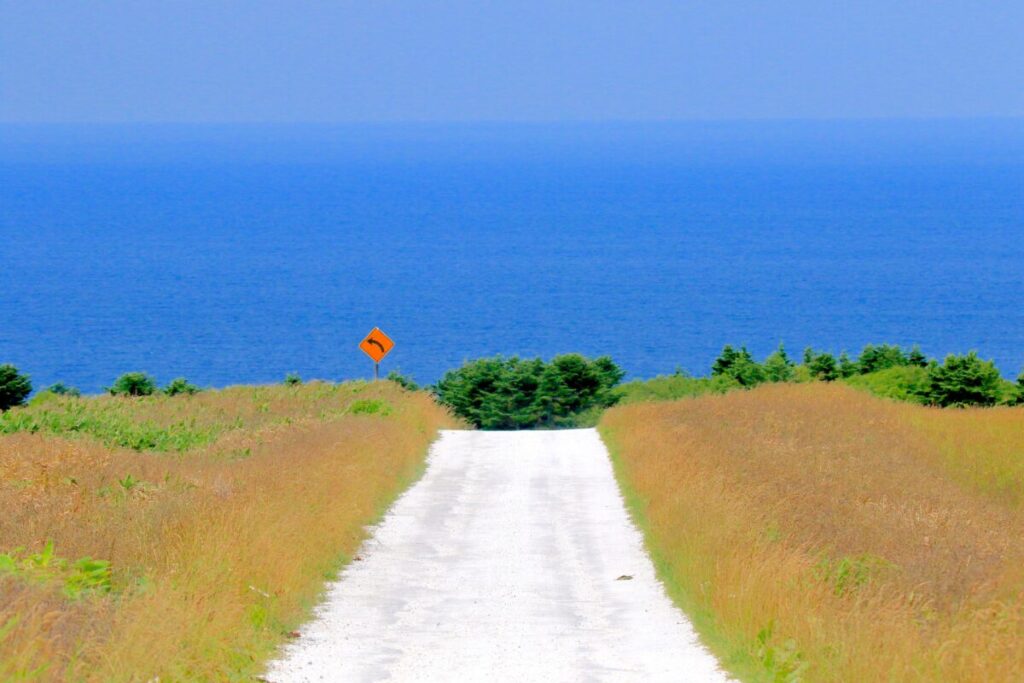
[711,345,765,387]
[433,354,624,430]
[45,382,81,397]
[386,370,419,391]
[164,378,200,396]
[857,344,909,374]
[804,348,839,382]
[838,352,858,378]
[1016,371,1024,406]
[927,352,1003,407]
[284,372,302,386]
[844,366,931,404]
[763,344,795,383]
[107,372,158,397]
[0,364,32,411]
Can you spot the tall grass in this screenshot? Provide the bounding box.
[0,381,459,681]
[600,383,1024,681]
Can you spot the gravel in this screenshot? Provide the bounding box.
[266,428,731,682]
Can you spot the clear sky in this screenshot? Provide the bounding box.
[1,1,1022,123]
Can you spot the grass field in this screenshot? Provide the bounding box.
[600,383,1024,682]
[0,381,457,681]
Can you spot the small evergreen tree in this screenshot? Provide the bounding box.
[108,372,158,397]
[857,344,908,374]
[805,349,839,381]
[711,345,765,387]
[763,344,795,383]
[838,352,858,378]
[386,370,419,391]
[907,345,928,368]
[0,364,32,411]
[927,352,1002,407]
[164,377,200,396]
[1013,370,1024,406]
[433,354,624,429]
[45,382,81,397]
[284,372,302,386]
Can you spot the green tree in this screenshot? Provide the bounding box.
[164,378,200,396]
[44,382,81,397]
[0,364,32,411]
[1012,370,1024,406]
[284,372,302,386]
[907,345,929,368]
[927,352,1003,407]
[763,344,795,383]
[433,354,624,430]
[838,352,858,378]
[386,370,419,391]
[711,345,765,387]
[805,349,839,382]
[107,372,158,397]
[857,344,908,374]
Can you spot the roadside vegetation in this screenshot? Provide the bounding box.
[0,380,458,681]
[601,383,1024,681]
[432,354,624,429]
[619,343,1023,408]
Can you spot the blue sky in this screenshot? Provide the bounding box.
[1,1,1022,123]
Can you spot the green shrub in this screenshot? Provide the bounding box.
[763,344,795,383]
[857,344,909,374]
[385,370,419,391]
[347,398,392,416]
[804,348,839,382]
[107,372,158,397]
[838,352,858,378]
[711,345,765,386]
[284,373,302,386]
[1015,371,1024,406]
[927,352,1003,407]
[618,373,739,403]
[844,366,931,404]
[433,354,624,430]
[0,364,32,411]
[164,377,200,396]
[44,382,81,397]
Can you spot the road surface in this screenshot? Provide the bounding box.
[266,429,730,682]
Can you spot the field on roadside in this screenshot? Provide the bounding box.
[0,382,457,681]
[601,383,1024,682]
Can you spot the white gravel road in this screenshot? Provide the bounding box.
[266,428,730,682]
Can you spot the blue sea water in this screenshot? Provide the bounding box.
[1,121,1022,393]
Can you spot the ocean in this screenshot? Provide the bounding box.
[1,121,1022,393]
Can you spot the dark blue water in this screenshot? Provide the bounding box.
[2,122,1022,393]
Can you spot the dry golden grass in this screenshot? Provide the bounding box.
[600,382,1024,682]
[0,381,458,681]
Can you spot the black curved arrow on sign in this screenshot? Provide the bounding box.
[366,338,386,352]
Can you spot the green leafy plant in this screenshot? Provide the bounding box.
[385,370,419,391]
[107,372,158,397]
[804,348,839,382]
[347,398,392,416]
[164,377,201,396]
[711,345,765,387]
[927,352,1003,407]
[44,382,82,397]
[0,364,32,411]
[284,372,302,386]
[433,354,624,429]
[763,344,796,383]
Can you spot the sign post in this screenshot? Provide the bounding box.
[359,327,395,381]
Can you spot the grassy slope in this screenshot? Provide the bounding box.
[0,382,459,681]
[600,383,1024,682]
